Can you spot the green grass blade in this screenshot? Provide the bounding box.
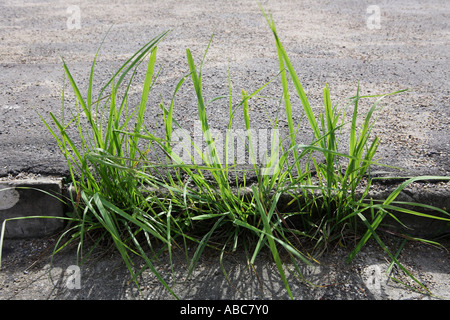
[186,215,226,280]
[260,9,320,142]
[95,193,168,244]
[125,223,180,299]
[354,212,431,293]
[252,186,293,299]
[348,176,450,261]
[132,47,158,158]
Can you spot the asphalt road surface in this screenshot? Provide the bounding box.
[0,0,449,178]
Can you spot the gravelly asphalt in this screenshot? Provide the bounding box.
[0,0,449,178]
[1,235,449,300]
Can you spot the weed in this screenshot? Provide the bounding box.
[1,5,449,300]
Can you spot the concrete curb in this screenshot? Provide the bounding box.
[0,176,449,239]
[0,177,65,239]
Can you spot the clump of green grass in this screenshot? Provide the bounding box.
[1,5,449,300]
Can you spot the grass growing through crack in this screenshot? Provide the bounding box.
[1,6,449,299]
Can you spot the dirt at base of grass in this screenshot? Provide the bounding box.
[0,233,448,300]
